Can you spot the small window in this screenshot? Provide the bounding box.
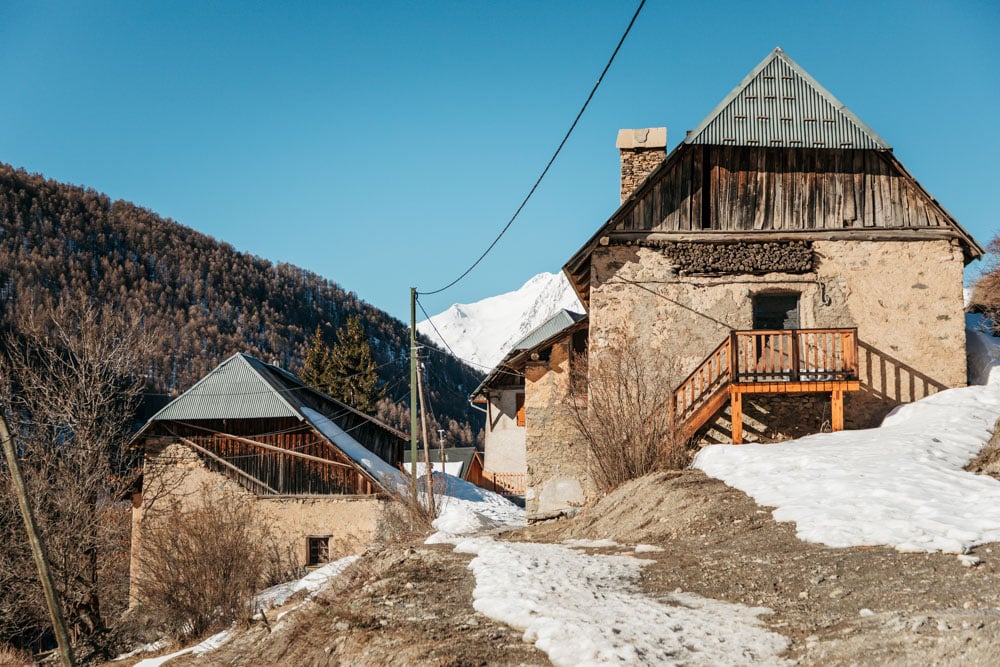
[515,393,526,427]
[307,536,329,566]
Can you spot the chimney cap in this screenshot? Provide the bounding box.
[616,127,667,150]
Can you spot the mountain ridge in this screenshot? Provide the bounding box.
[0,162,483,441]
[417,271,583,370]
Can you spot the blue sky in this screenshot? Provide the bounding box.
[1,1,997,323]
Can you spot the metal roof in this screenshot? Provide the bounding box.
[473,311,588,397]
[511,309,586,352]
[149,353,301,421]
[684,48,891,150]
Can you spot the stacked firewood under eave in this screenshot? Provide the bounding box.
[655,240,815,275]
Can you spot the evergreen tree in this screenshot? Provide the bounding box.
[301,324,335,394]
[328,315,385,412]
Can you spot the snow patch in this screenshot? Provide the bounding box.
[443,536,788,666]
[694,337,1000,553]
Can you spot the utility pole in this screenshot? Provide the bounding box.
[415,354,434,515]
[409,287,419,504]
[0,410,75,667]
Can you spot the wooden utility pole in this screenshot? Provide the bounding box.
[416,352,435,515]
[409,288,419,503]
[0,410,75,666]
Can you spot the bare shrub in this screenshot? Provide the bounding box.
[570,331,690,492]
[374,474,450,545]
[133,485,292,642]
[972,236,1000,334]
[0,299,148,657]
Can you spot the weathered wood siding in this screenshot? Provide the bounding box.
[616,146,951,233]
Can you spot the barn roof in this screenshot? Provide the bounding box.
[150,353,298,421]
[144,352,406,440]
[684,47,890,150]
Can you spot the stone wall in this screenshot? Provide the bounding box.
[129,440,385,606]
[617,128,666,203]
[524,339,597,521]
[588,238,968,437]
[483,388,527,474]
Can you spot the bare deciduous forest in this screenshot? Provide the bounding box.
[0,162,484,441]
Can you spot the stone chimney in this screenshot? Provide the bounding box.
[616,127,667,203]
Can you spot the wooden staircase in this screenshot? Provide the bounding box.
[674,329,860,443]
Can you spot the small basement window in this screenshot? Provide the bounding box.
[307,536,330,567]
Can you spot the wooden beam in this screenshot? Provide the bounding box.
[173,421,356,469]
[730,388,743,445]
[831,390,845,432]
[604,228,963,244]
[179,437,280,495]
[733,380,859,394]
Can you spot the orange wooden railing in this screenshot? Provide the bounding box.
[674,328,859,437]
[674,337,732,423]
[732,329,858,383]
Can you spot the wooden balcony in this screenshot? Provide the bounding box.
[675,328,860,443]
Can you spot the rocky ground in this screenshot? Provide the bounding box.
[119,431,1000,666]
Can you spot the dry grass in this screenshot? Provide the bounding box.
[0,643,35,667]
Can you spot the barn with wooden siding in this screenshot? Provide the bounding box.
[128,353,407,602]
[525,47,983,521]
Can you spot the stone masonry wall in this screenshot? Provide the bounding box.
[588,238,968,438]
[129,441,385,606]
[617,127,667,203]
[524,339,597,521]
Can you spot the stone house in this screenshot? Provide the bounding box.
[472,309,587,506]
[523,47,983,521]
[128,352,407,603]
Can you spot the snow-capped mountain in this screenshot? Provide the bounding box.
[417,272,583,371]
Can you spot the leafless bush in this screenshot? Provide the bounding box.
[0,299,149,656]
[972,236,1000,335]
[132,485,293,642]
[570,331,690,492]
[374,474,450,544]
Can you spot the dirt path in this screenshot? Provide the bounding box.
[522,470,1000,665]
[166,542,548,667]
[143,464,1000,665]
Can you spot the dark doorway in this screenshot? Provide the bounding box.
[753,293,800,330]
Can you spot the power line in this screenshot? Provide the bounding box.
[418,0,646,297]
[415,297,525,380]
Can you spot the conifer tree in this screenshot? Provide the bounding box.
[328,315,385,412]
[301,325,335,394]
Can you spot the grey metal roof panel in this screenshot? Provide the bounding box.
[684,48,891,150]
[149,353,301,421]
[511,309,586,352]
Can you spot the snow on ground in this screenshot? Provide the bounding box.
[429,488,784,665]
[694,328,1000,553]
[253,555,360,612]
[440,535,787,666]
[132,629,232,667]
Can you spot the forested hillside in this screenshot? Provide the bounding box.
[0,163,483,441]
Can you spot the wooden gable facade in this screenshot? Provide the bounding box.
[566,49,982,304]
